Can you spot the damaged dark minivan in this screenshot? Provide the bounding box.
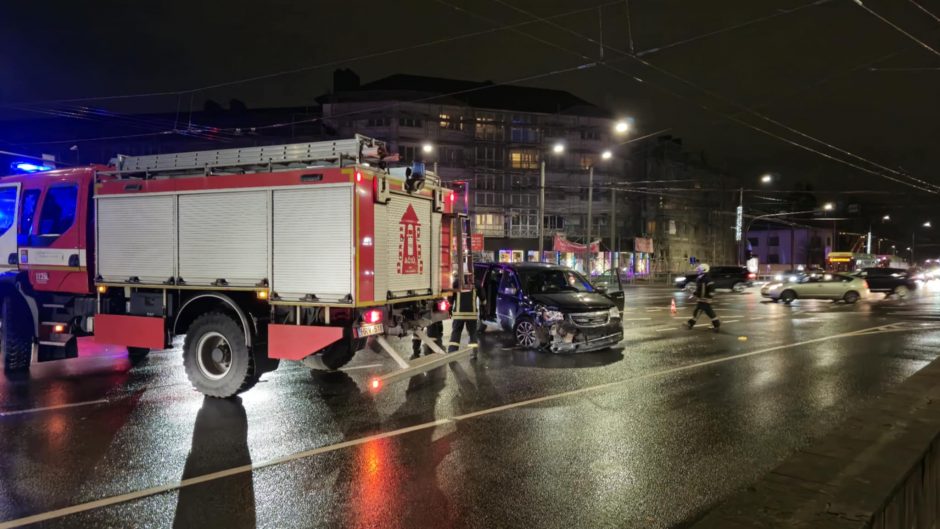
[475,263,624,353]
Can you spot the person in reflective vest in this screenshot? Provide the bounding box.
[686,263,720,332]
[448,282,479,357]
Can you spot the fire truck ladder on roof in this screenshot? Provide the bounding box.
[109,134,387,178]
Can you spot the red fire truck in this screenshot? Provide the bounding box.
[0,135,473,396]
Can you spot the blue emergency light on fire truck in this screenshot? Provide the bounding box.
[0,135,476,397]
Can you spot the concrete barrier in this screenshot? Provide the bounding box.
[691,356,940,528]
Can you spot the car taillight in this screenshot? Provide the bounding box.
[747,273,756,280]
[437,299,450,312]
[863,280,870,289]
[363,309,382,324]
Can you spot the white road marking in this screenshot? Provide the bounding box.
[653,320,740,331]
[0,399,109,417]
[622,318,652,321]
[3,322,937,529]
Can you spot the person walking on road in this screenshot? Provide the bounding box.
[687,263,721,332]
[448,278,479,358]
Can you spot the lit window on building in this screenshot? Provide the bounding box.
[510,149,539,170]
[439,113,462,130]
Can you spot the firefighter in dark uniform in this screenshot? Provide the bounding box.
[686,263,721,332]
[448,277,479,357]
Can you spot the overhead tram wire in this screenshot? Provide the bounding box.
[635,0,833,57]
[906,0,940,23]
[4,1,623,108]
[6,104,234,144]
[852,0,940,60]
[11,61,604,147]
[478,0,940,194]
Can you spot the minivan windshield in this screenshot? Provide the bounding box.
[519,269,594,293]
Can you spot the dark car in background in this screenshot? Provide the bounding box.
[674,265,755,293]
[853,267,917,298]
[474,263,624,353]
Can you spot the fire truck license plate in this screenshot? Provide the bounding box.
[356,323,384,338]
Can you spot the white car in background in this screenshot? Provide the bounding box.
[761,274,870,304]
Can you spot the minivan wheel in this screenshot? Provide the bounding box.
[732,281,746,293]
[893,285,909,299]
[780,290,797,304]
[843,291,860,304]
[514,317,541,349]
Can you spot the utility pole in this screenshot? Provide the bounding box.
[538,160,546,258]
[610,186,617,269]
[586,165,594,274]
[912,231,916,264]
[737,187,744,265]
[866,224,872,254]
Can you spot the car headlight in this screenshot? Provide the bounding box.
[538,306,565,322]
[608,306,621,320]
[675,277,687,283]
[774,274,783,281]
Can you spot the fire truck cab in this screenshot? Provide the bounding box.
[0,135,471,397]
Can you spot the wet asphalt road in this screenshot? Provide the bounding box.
[3,283,940,529]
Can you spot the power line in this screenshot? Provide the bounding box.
[9,61,607,147]
[4,2,623,108]
[869,66,940,71]
[228,61,604,133]
[636,0,832,57]
[852,0,940,59]
[481,0,940,194]
[906,0,940,24]
[624,0,635,54]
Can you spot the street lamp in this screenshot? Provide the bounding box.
[883,214,891,221]
[823,202,834,211]
[614,120,630,134]
[538,143,568,257]
[601,150,612,160]
[760,174,773,184]
[421,142,433,154]
[924,221,932,228]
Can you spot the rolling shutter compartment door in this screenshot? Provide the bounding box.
[372,204,388,302]
[386,195,432,296]
[273,185,353,302]
[97,195,176,283]
[179,191,268,286]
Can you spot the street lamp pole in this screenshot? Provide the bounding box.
[586,165,594,273]
[538,160,546,258]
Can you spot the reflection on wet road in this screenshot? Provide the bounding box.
[3,283,940,528]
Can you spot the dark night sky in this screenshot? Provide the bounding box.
[2,0,938,220]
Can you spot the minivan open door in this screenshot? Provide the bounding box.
[593,269,625,311]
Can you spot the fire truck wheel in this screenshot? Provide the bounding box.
[183,312,258,398]
[318,337,366,371]
[2,297,33,373]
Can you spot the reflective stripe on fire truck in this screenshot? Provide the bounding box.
[19,248,87,268]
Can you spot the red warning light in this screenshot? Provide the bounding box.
[437,299,450,312]
[370,377,382,391]
[363,309,382,324]
[356,171,363,183]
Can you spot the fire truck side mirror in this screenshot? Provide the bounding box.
[373,175,391,204]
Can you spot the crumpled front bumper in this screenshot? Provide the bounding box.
[546,320,624,353]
